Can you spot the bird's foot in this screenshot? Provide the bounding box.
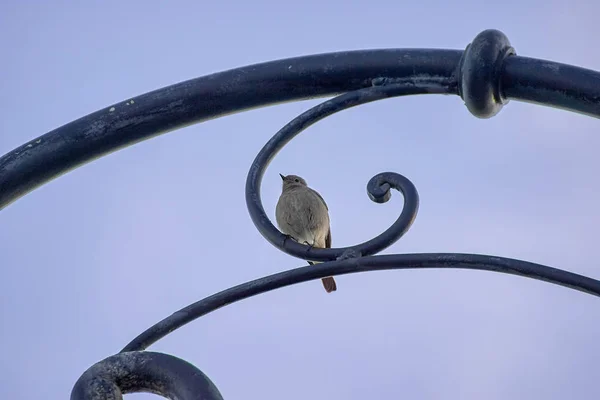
[303,241,316,259]
[303,241,315,252]
[282,234,295,245]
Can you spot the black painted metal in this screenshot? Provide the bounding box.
[458,29,516,118]
[246,85,430,262]
[121,253,600,354]
[2,31,600,211]
[70,351,223,400]
[1,29,598,399]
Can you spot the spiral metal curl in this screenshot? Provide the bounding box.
[0,28,597,399]
[119,75,600,356]
[245,83,441,262]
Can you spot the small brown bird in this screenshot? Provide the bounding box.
[276,174,337,293]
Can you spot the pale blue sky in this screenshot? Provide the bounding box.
[1,1,600,399]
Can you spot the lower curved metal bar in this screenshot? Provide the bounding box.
[120,253,600,353]
[70,351,223,400]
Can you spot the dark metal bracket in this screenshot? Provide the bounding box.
[1,29,598,400]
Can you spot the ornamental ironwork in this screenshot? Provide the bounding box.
[1,29,598,400]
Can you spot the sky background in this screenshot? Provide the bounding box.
[1,1,600,399]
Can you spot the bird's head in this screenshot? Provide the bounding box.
[280,173,307,190]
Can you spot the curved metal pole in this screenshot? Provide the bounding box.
[121,252,600,353]
[0,49,460,210]
[1,30,600,210]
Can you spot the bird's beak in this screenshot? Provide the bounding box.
[279,173,285,180]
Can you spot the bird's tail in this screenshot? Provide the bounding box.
[308,261,337,293]
[321,276,337,293]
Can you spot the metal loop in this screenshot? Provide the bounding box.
[70,351,223,400]
[245,82,449,262]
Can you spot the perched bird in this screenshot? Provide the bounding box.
[275,173,337,293]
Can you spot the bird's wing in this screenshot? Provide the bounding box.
[325,227,332,248]
[309,188,328,210]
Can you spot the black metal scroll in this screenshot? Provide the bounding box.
[1,29,598,399]
[70,352,223,400]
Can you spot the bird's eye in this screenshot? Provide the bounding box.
[295,179,299,182]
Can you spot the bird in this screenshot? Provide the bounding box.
[275,173,337,293]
